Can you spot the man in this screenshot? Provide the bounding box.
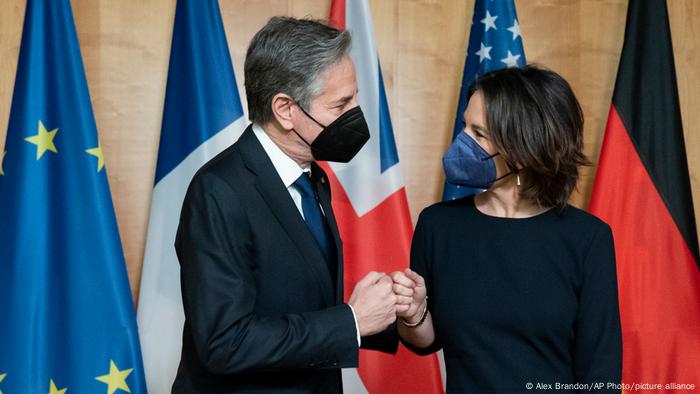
[173,17,404,393]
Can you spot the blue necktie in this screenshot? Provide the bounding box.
[293,173,336,284]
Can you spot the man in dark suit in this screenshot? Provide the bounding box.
[172,16,405,393]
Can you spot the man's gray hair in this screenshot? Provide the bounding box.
[244,16,352,125]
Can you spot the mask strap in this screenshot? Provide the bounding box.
[486,152,518,183]
[494,164,521,183]
[295,102,327,129]
[291,101,327,147]
[494,171,513,182]
[480,152,500,162]
[291,128,312,147]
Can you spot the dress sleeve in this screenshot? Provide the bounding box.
[573,223,622,389]
[401,210,444,355]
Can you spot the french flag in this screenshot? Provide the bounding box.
[326,1,444,392]
[136,1,247,392]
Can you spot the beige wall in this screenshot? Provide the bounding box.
[1,0,698,304]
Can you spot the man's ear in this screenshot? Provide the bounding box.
[271,93,295,131]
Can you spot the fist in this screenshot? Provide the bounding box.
[390,269,427,323]
[349,272,398,336]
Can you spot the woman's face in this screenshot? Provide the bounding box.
[462,91,512,182]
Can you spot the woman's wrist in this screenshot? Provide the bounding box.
[401,296,428,327]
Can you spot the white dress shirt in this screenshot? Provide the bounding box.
[252,124,361,346]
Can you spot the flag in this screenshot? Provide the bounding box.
[443,0,526,201]
[326,1,444,392]
[0,1,146,393]
[135,0,247,392]
[589,0,700,389]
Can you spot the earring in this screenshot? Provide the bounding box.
[516,174,521,186]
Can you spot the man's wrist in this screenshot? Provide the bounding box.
[347,303,362,347]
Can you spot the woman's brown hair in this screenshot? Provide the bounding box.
[469,65,590,210]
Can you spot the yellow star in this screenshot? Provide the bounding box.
[85,144,105,172]
[24,120,58,160]
[95,360,132,394]
[0,150,5,176]
[0,372,6,394]
[49,379,67,394]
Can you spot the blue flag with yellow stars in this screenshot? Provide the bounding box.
[0,1,146,393]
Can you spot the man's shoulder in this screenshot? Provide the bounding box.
[185,137,258,205]
[192,127,258,186]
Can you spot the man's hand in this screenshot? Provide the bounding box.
[390,269,427,324]
[348,272,398,337]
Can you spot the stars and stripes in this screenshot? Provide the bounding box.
[443,0,526,201]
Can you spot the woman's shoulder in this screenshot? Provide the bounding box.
[557,204,611,231]
[552,205,615,251]
[418,195,477,223]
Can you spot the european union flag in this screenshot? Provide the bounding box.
[442,0,526,201]
[0,1,146,393]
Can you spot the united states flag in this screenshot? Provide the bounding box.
[443,0,526,201]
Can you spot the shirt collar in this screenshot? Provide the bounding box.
[252,123,309,188]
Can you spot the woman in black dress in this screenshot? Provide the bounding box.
[392,66,622,393]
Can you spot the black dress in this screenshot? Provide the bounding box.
[406,196,622,393]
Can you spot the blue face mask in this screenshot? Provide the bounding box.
[442,132,509,189]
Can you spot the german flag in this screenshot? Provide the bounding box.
[589,0,700,390]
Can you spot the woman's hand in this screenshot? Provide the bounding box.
[390,268,427,324]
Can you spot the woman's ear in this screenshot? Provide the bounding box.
[270,93,295,131]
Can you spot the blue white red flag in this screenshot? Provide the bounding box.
[328,1,444,392]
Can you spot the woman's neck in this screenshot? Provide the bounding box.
[474,177,549,218]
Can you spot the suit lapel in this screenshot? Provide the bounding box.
[237,127,335,306]
[311,163,345,303]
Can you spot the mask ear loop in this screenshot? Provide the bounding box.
[291,128,312,147]
[486,152,520,184]
[291,101,328,147]
[493,171,513,183]
[295,102,327,129]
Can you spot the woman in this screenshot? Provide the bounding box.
[392,66,622,392]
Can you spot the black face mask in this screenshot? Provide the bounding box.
[293,104,370,163]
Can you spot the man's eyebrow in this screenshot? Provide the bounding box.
[334,95,353,106]
[331,89,358,107]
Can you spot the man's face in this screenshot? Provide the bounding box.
[292,56,359,146]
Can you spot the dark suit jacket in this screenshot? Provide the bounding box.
[172,126,398,393]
